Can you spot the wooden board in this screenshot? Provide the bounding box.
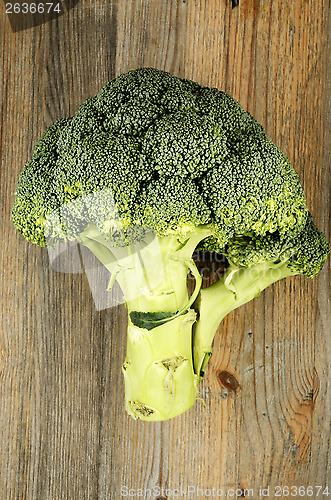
[0,0,330,498]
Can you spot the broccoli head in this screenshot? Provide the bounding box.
[12,68,329,421]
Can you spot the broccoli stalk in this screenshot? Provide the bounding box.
[78,224,212,420]
[193,261,296,377]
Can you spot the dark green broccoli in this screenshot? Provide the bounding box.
[12,68,329,421]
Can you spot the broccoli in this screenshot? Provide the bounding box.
[12,68,329,421]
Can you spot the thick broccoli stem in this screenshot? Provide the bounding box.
[115,243,200,421]
[79,224,212,421]
[193,261,297,377]
[123,310,198,421]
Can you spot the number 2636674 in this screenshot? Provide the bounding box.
[6,3,61,14]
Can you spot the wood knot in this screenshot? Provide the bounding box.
[238,484,249,497]
[216,370,240,392]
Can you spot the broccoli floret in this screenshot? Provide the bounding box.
[225,212,329,278]
[11,118,71,245]
[12,68,329,421]
[133,176,212,236]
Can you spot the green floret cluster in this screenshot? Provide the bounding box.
[12,68,329,421]
[225,213,329,279]
[13,67,309,249]
[134,176,212,236]
[12,118,71,245]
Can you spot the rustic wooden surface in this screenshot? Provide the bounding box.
[0,1,330,498]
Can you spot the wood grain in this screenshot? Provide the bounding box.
[0,1,330,498]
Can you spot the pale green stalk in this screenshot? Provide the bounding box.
[78,223,212,421]
[193,261,297,377]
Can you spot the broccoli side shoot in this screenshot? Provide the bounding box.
[193,213,329,377]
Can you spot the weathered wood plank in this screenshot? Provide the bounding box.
[0,1,329,498]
